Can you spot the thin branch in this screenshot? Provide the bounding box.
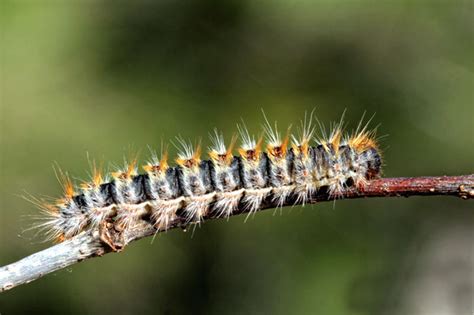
[1,175,473,292]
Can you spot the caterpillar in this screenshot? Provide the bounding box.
[32,112,382,248]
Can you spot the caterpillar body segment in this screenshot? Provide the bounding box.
[210,157,243,218]
[291,114,317,205]
[144,162,182,230]
[174,140,215,224]
[291,147,317,205]
[208,131,243,218]
[36,113,383,243]
[264,118,294,208]
[238,148,272,216]
[56,197,88,241]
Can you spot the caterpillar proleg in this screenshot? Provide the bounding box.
[33,112,382,245]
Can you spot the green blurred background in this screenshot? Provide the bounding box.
[1,1,473,314]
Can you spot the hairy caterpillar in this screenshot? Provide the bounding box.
[32,112,382,247]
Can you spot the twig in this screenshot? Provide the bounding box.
[1,175,473,292]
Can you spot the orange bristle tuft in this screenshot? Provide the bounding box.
[43,201,59,214]
[226,134,238,157]
[127,158,137,177]
[142,164,153,172]
[54,166,75,199]
[160,150,169,170]
[176,139,202,168]
[281,139,289,154]
[238,148,247,159]
[208,151,219,162]
[193,142,202,162]
[330,128,343,153]
[92,164,103,187]
[269,127,291,159]
[111,171,122,179]
[55,233,66,243]
[349,131,378,153]
[255,135,263,157]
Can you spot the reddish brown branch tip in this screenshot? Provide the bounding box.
[350,175,474,199]
[1,175,473,292]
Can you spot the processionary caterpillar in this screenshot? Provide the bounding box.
[31,111,382,249]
